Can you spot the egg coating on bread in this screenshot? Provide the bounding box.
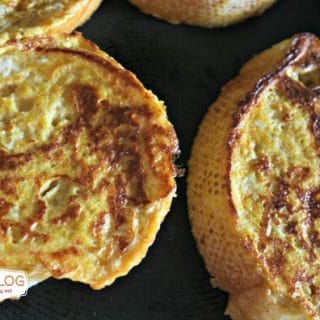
[188,33,320,319]
[0,33,178,290]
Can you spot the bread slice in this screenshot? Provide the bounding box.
[129,0,277,28]
[0,33,178,291]
[188,33,320,319]
[0,0,102,43]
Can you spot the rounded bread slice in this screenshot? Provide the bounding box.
[188,33,320,319]
[0,33,178,290]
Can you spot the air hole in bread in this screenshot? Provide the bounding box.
[40,177,78,207]
[41,180,59,197]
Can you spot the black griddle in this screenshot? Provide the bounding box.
[2,0,320,319]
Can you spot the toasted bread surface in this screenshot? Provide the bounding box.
[0,0,102,43]
[188,33,320,319]
[129,0,277,28]
[0,33,178,290]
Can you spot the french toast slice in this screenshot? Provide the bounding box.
[129,0,277,28]
[0,0,102,43]
[0,33,178,291]
[188,33,320,319]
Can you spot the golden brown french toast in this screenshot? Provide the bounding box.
[0,0,102,43]
[188,33,320,319]
[0,33,178,290]
[129,0,277,28]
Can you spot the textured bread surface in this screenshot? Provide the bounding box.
[0,0,102,43]
[0,33,178,290]
[188,33,320,319]
[129,0,277,28]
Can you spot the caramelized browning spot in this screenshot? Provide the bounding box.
[39,142,59,157]
[71,84,99,117]
[117,236,131,253]
[0,221,10,237]
[108,175,127,226]
[267,251,286,275]
[100,102,153,128]
[25,232,50,243]
[288,166,311,182]
[92,212,109,240]
[0,199,12,217]
[312,112,320,146]
[277,76,317,109]
[28,198,47,225]
[272,178,290,210]
[0,151,32,170]
[286,221,297,234]
[50,205,81,226]
[282,112,293,121]
[126,151,149,206]
[310,231,320,247]
[255,155,271,172]
[51,246,80,260]
[0,177,21,195]
[308,189,320,220]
